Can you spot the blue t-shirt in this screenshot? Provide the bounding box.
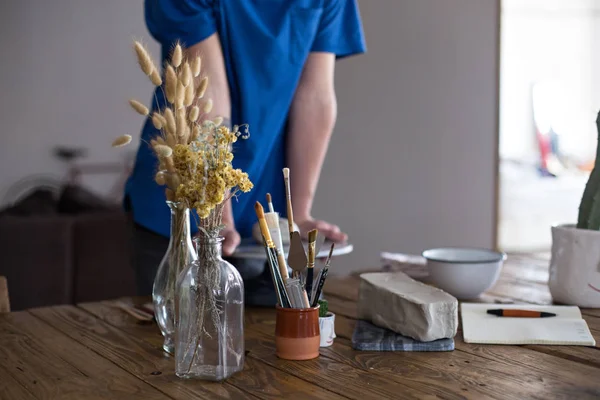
[125,0,366,238]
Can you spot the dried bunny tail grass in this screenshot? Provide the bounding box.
[192,56,201,77]
[189,106,200,122]
[171,43,183,68]
[165,133,177,148]
[134,41,155,76]
[196,77,208,98]
[155,171,166,186]
[184,83,195,106]
[175,81,185,109]
[150,69,162,86]
[213,116,223,126]
[155,136,166,146]
[166,173,181,190]
[181,63,192,87]
[154,144,173,158]
[164,108,176,135]
[151,112,165,129]
[176,108,187,137]
[129,99,149,116]
[165,65,177,104]
[112,134,132,147]
[191,125,201,141]
[203,98,213,114]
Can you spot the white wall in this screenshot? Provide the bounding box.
[0,0,157,203]
[0,0,500,273]
[500,0,599,164]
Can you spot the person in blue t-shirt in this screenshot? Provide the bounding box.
[125,0,366,305]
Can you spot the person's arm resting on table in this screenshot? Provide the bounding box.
[287,53,347,243]
[287,0,366,243]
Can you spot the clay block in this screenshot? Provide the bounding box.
[357,272,458,342]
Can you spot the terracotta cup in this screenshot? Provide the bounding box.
[275,305,320,360]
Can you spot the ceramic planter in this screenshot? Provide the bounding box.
[549,224,600,307]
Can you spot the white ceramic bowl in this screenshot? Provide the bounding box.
[422,247,506,299]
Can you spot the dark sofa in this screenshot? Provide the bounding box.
[0,187,136,311]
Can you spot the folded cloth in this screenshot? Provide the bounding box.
[351,320,454,351]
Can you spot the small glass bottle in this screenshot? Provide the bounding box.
[153,201,197,354]
[175,236,244,381]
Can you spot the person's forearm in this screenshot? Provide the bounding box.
[286,81,337,222]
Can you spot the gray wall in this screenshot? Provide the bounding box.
[0,0,499,273]
[313,0,500,272]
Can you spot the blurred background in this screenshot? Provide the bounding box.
[1,0,596,310]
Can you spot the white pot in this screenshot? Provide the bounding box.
[549,224,600,307]
[318,312,336,347]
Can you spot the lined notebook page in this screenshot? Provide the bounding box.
[461,303,596,346]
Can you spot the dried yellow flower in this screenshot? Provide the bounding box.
[134,41,155,76]
[189,106,200,122]
[192,56,201,77]
[112,134,132,147]
[129,99,149,116]
[203,99,213,114]
[149,69,162,86]
[172,43,183,68]
[196,77,208,98]
[165,65,177,104]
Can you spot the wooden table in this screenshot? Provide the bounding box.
[1,253,599,399]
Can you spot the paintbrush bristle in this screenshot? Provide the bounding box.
[308,229,317,242]
[266,193,272,203]
[283,167,290,179]
[254,201,265,219]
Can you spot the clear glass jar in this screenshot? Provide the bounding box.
[175,236,244,381]
[153,201,197,354]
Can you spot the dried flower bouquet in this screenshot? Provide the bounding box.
[112,40,253,354]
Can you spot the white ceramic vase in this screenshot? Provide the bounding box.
[549,224,600,307]
[318,312,336,347]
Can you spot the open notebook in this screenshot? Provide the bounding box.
[461,303,596,346]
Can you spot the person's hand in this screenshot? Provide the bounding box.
[220,225,241,257]
[296,217,348,243]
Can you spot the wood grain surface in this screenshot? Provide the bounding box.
[0,254,598,399]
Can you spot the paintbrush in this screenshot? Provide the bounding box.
[282,168,294,240]
[264,196,289,282]
[255,202,291,308]
[266,193,275,213]
[305,229,317,302]
[311,243,335,307]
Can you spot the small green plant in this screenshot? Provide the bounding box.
[318,299,328,318]
[577,111,600,230]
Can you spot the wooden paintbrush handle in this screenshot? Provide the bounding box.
[276,251,289,280]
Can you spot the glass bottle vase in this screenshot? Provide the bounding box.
[175,236,244,381]
[153,201,197,354]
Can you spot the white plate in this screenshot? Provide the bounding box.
[232,238,353,260]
